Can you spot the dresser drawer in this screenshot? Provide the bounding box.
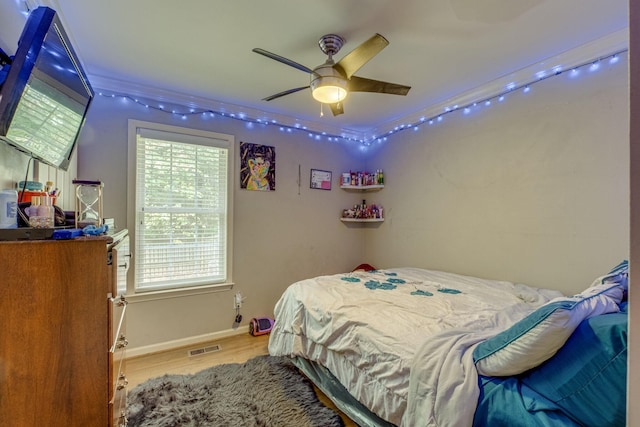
[112,351,128,426]
[0,238,112,426]
[110,295,128,426]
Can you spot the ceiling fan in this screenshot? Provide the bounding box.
[252,33,411,116]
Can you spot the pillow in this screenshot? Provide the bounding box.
[619,301,628,313]
[521,312,627,427]
[600,259,629,289]
[606,259,628,276]
[473,280,624,376]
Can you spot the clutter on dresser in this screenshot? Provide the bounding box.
[0,178,112,241]
[13,179,61,229]
[18,180,59,204]
[24,194,55,228]
[0,189,18,229]
[1,178,64,232]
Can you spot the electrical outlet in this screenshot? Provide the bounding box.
[234,292,242,309]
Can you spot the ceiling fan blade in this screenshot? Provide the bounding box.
[348,76,411,96]
[334,33,389,79]
[262,86,310,101]
[329,102,344,116]
[252,48,314,74]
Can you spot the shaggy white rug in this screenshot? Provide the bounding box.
[127,355,344,427]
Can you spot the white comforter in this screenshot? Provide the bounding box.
[268,267,562,426]
[405,303,547,426]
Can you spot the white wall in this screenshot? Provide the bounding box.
[0,144,30,190]
[365,54,629,296]
[78,95,368,350]
[0,122,77,211]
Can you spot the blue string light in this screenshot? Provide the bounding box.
[101,91,359,143]
[99,48,627,147]
[361,48,627,146]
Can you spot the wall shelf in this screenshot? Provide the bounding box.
[340,218,384,223]
[340,171,385,223]
[340,184,384,192]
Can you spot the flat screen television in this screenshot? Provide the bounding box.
[0,6,93,171]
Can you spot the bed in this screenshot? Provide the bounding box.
[268,262,628,427]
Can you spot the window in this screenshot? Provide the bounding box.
[129,120,234,293]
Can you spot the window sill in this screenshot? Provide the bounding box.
[125,282,235,303]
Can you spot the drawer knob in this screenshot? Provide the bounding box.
[117,373,128,390]
[118,411,128,427]
[116,334,129,349]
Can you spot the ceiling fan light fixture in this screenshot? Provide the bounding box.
[310,63,348,104]
[312,77,348,104]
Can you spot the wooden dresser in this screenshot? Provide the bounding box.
[0,236,128,427]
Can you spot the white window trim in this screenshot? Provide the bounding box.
[126,119,234,300]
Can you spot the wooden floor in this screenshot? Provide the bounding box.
[126,333,358,426]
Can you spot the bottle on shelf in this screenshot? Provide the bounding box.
[341,200,383,220]
[341,169,385,187]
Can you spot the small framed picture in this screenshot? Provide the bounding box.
[310,169,332,190]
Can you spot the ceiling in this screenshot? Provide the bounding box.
[5,1,629,135]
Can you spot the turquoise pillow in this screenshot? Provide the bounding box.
[606,259,628,276]
[473,280,624,376]
[522,312,627,427]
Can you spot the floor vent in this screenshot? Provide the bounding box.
[188,344,222,357]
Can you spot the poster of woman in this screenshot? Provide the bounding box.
[240,142,276,191]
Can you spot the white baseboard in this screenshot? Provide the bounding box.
[126,325,250,358]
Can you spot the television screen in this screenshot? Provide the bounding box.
[0,6,93,171]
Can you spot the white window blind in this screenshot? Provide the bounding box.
[134,125,232,292]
